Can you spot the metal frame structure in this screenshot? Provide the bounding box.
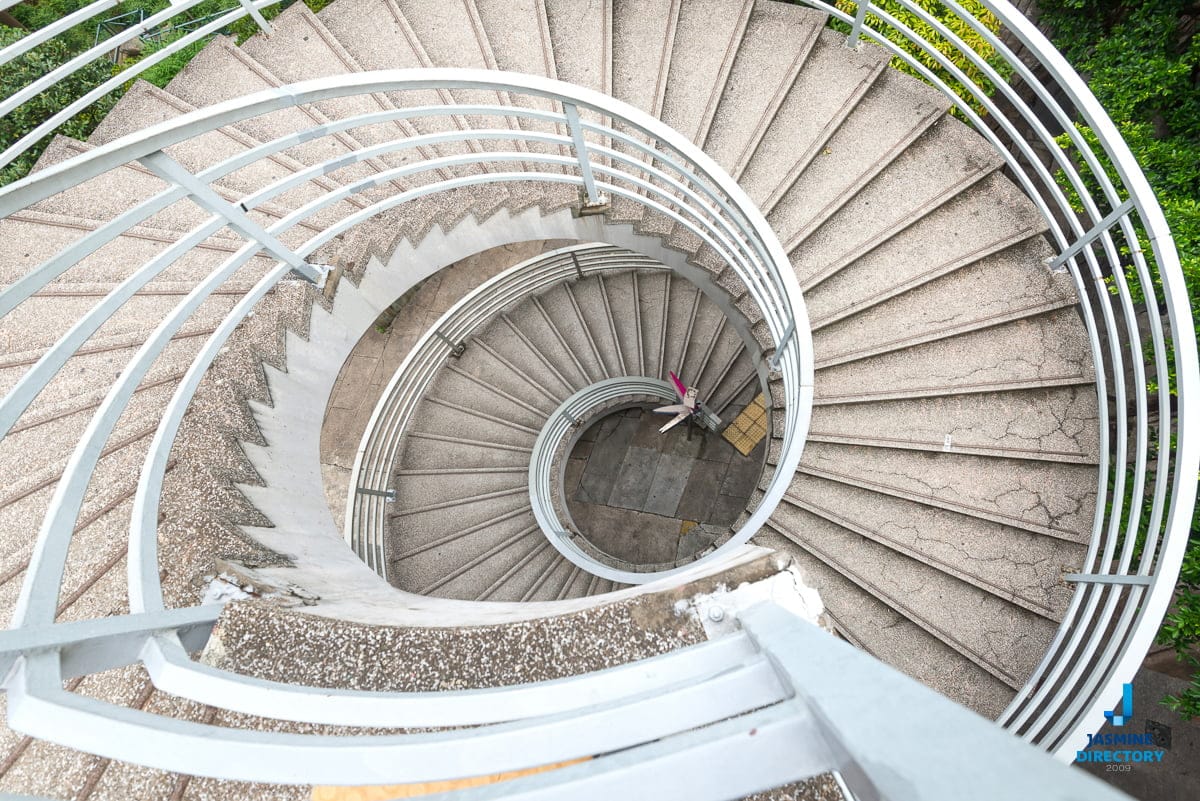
[349,244,673,578]
[0,0,1193,788]
[349,243,757,582]
[0,70,812,781]
[791,0,1198,760]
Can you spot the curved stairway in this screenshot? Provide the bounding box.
[0,0,1118,797]
[386,262,760,601]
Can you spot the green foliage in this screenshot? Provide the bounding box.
[1039,0,1200,720]
[829,0,1013,118]
[0,27,118,186]
[1161,518,1200,719]
[0,0,335,186]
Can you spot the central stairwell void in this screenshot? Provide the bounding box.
[0,0,1193,798]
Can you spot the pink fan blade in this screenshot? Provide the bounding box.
[669,370,688,400]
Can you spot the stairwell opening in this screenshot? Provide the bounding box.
[563,402,766,567]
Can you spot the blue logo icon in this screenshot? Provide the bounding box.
[1105,683,1134,726]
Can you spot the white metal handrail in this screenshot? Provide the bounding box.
[0,0,1190,781]
[528,377,729,580]
[0,69,811,777]
[0,0,279,170]
[800,0,1197,760]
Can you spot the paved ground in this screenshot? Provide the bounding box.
[320,240,572,531]
[565,405,765,564]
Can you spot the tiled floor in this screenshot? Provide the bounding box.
[565,405,765,564]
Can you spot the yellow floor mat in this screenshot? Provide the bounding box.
[721,393,768,456]
[312,758,590,800]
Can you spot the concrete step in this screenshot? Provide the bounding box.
[471,0,567,169]
[782,471,1081,619]
[789,114,1003,257]
[605,270,646,376]
[641,270,673,381]
[0,322,212,418]
[532,283,610,384]
[409,395,540,449]
[659,0,754,146]
[88,80,363,232]
[389,500,537,595]
[765,70,949,245]
[612,0,679,119]
[473,538,556,602]
[806,385,1100,464]
[803,172,1048,322]
[701,0,824,177]
[316,0,503,194]
[398,428,533,471]
[768,500,1059,689]
[0,281,244,357]
[390,0,530,153]
[737,28,889,207]
[476,305,587,398]
[241,3,481,196]
[0,209,275,289]
[567,274,627,378]
[812,241,1078,369]
[30,137,299,242]
[757,530,1016,719]
[661,276,702,382]
[798,440,1096,542]
[427,526,554,600]
[813,307,1095,404]
[544,0,612,96]
[163,35,400,208]
[424,355,552,432]
[676,293,727,387]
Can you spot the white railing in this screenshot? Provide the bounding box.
[0,69,811,778]
[0,0,1191,782]
[797,0,1198,761]
[0,0,280,171]
[530,377,721,579]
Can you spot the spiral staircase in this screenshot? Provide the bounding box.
[0,0,1194,799]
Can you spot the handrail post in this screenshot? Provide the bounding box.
[1045,198,1136,273]
[767,317,796,373]
[140,151,329,287]
[235,0,274,36]
[847,1,871,49]
[563,102,609,212]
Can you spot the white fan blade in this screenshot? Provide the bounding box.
[654,403,689,415]
[658,412,689,433]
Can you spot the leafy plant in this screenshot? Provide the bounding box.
[1039,0,1200,719]
[828,0,1013,117]
[0,28,118,186]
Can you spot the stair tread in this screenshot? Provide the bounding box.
[702,0,825,176]
[765,69,949,244]
[761,534,1015,718]
[789,113,1004,256]
[814,307,1095,402]
[738,28,889,206]
[770,501,1060,686]
[812,239,1075,367]
[784,472,1081,618]
[807,385,1100,463]
[803,171,1048,320]
[659,0,754,145]
[799,440,1097,541]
